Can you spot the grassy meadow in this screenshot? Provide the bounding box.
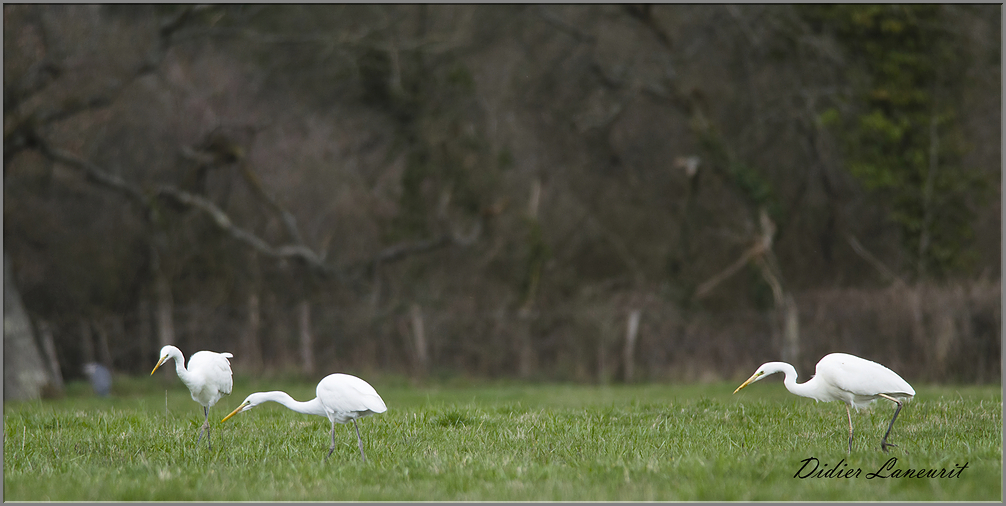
[3,374,1001,501]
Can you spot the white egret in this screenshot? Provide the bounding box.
[733,352,915,453]
[221,373,387,462]
[151,345,234,450]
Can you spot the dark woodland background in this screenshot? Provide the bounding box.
[3,5,1001,399]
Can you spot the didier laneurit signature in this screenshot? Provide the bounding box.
[794,457,968,479]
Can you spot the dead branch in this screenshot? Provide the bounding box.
[4,61,62,111]
[754,252,784,305]
[37,142,147,205]
[623,4,672,49]
[152,186,332,272]
[373,235,452,265]
[537,8,597,43]
[846,233,906,287]
[38,136,480,282]
[694,241,765,299]
[181,128,316,259]
[694,208,775,299]
[5,6,209,163]
[237,162,306,246]
[141,5,214,72]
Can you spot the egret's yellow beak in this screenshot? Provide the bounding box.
[221,402,249,423]
[733,371,763,394]
[150,356,168,375]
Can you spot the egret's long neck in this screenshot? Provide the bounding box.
[777,362,819,399]
[169,350,195,386]
[257,391,327,417]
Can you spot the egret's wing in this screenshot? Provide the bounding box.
[317,374,388,415]
[188,351,234,396]
[818,353,915,398]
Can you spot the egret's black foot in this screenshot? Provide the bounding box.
[881,441,898,453]
[197,422,212,450]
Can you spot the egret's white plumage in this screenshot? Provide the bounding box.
[733,352,914,453]
[222,373,387,462]
[151,345,234,449]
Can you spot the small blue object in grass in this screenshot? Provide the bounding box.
[83,362,112,397]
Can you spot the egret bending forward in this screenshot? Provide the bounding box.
[733,353,914,453]
[222,373,387,462]
[151,345,234,450]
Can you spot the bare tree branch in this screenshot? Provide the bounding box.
[152,186,334,273]
[4,61,62,111]
[37,135,481,282]
[623,4,672,49]
[846,233,906,286]
[236,162,306,246]
[37,137,336,275]
[4,8,62,111]
[694,208,775,299]
[374,235,452,264]
[5,6,210,164]
[141,5,213,72]
[694,241,765,299]
[537,8,597,43]
[37,143,147,205]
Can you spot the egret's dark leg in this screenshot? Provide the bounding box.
[845,404,854,454]
[878,394,904,453]
[325,420,336,462]
[354,419,366,462]
[206,407,212,450]
[196,406,211,450]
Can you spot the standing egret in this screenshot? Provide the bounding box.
[733,352,915,453]
[221,373,387,462]
[151,345,234,450]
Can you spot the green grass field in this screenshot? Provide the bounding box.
[3,375,1001,501]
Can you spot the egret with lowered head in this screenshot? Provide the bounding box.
[733,352,915,453]
[151,345,234,450]
[222,373,387,462]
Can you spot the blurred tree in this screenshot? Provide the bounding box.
[2,5,998,383]
[806,5,995,279]
[4,251,53,400]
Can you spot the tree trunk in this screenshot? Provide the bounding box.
[298,299,314,375]
[154,268,175,349]
[781,294,800,366]
[517,179,542,378]
[79,320,96,364]
[241,251,263,372]
[138,298,152,361]
[597,331,609,385]
[93,318,114,368]
[3,251,51,401]
[243,291,263,371]
[36,320,64,394]
[623,309,642,382]
[908,284,927,364]
[517,315,536,378]
[410,303,429,377]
